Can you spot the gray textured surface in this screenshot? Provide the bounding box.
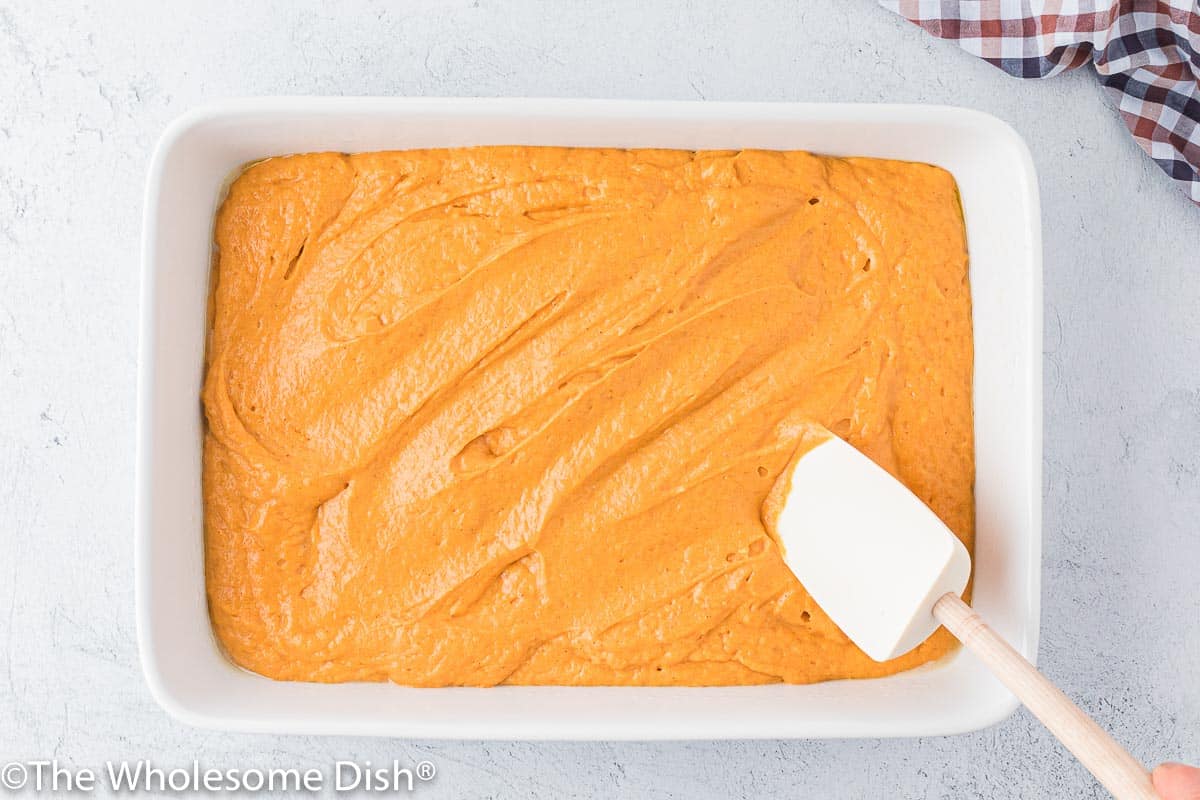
[1,1,1198,797]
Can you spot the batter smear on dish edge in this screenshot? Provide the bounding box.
[203,146,974,686]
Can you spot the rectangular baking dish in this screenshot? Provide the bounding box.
[137,98,1042,739]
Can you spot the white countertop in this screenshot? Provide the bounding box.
[1,1,1196,797]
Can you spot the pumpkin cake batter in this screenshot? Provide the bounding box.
[203,146,973,686]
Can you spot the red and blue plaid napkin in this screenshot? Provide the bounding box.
[881,0,1200,206]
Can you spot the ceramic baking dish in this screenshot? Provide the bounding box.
[136,98,1042,739]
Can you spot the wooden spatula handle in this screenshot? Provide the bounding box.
[933,593,1159,800]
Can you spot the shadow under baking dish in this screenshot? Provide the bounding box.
[136,97,1042,740]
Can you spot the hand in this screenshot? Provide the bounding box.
[1153,763,1200,800]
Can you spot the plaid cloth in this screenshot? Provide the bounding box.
[881,0,1200,206]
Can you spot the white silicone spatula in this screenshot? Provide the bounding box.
[769,434,1159,800]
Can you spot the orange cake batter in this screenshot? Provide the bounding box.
[203,146,973,686]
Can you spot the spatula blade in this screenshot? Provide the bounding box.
[764,434,971,662]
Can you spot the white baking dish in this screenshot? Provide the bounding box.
[136,98,1042,739]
